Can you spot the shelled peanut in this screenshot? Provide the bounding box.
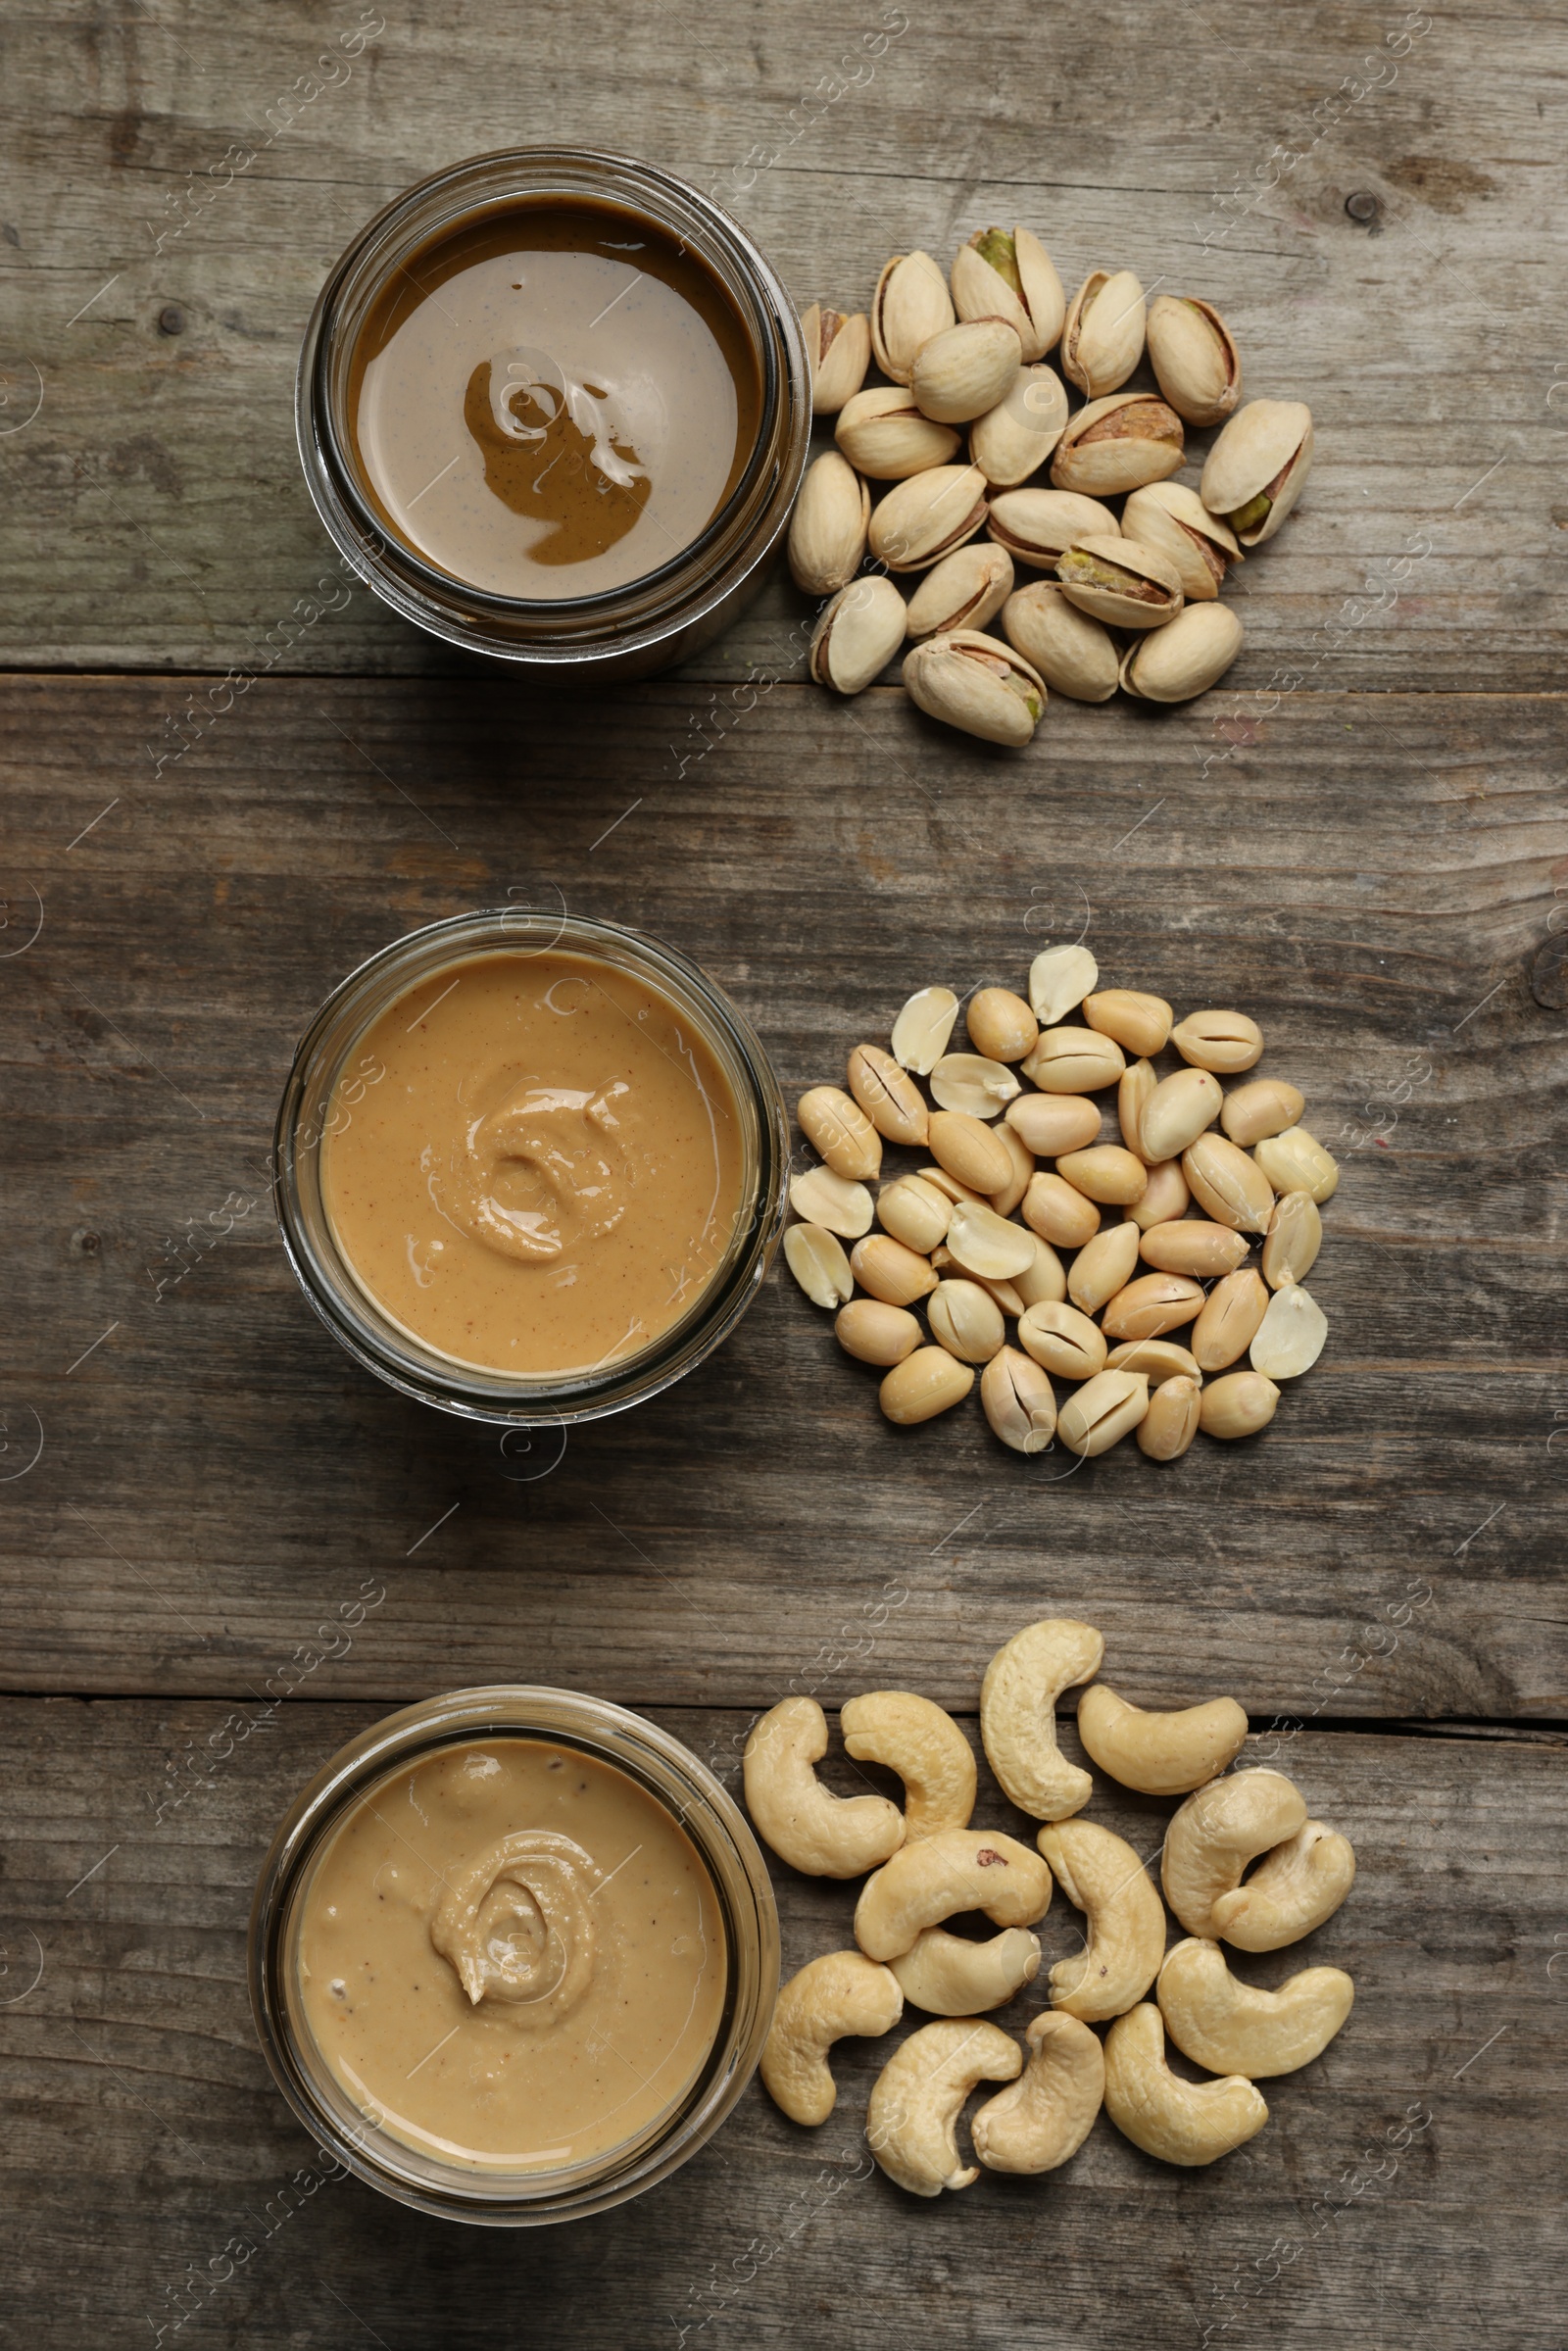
[794,237,1314,743]
[783,947,1334,1460]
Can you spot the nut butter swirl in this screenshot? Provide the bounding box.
[440,1074,634,1265]
[430,1830,603,2028]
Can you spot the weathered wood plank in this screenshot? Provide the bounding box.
[2,674,1563,1710]
[0,1,1564,686]
[2,1697,1562,2349]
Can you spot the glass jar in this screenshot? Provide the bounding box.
[248,1686,778,2225]
[272,907,786,1428]
[296,147,809,679]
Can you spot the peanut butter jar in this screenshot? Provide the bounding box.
[297,148,809,677]
[249,1688,778,2225]
[273,909,786,1426]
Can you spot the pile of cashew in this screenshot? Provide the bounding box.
[746,1613,1360,2195]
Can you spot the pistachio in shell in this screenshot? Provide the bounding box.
[910,317,1023,425]
[950,225,1065,363]
[1119,603,1244,703]
[836,385,961,480]
[969,363,1069,487]
[1146,296,1241,427]
[867,463,990,572]
[903,629,1047,748]
[787,449,870,595]
[802,302,872,416]
[986,486,1120,569]
[1002,582,1120,704]
[869,249,956,385]
[1055,533,1184,630]
[1200,398,1314,547]
[906,542,1015,640]
[1120,482,1242,602]
[1060,269,1147,397]
[1049,393,1185,497]
[809,574,909,695]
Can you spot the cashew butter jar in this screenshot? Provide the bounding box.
[249,1688,778,2224]
[297,148,809,677]
[273,909,786,1426]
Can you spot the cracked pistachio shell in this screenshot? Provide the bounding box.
[1058,1368,1150,1456]
[1146,296,1241,427]
[1061,269,1146,397]
[903,630,1047,749]
[952,226,1065,363]
[869,465,990,572]
[809,574,907,695]
[911,317,1023,426]
[1119,483,1242,603]
[870,250,956,384]
[1261,1190,1322,1289]
[1119,604,1244,703]
[788,451,869,595]
[969,364,1069,487]
[1200,399,1314,547]
[1250,1283,1328,1379]
[850,1043,930,1146]
[988,487,1119,568]
[836,385,961,480]
[1002,583,1119,704]
[906,543,1015,640]
[1056,534,1184,630]
[783,1221,855,1308]
[982,1346,1058,1454]
[803,302,872,416]
[1027,944,1098,1027]
[892,987,959,1076]
[1049,393,1185,498]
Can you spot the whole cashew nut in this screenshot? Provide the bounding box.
[890,1926,1041,2017]
[1102,2002,1269,2167]
[841,1690,977,1840]
[855,1829,1054,1962]
[1038,1819,1166,2022]
[1077,1683,1249,1795]
[760,1949,905,2125]
[970,2010,1104,2175]
[743,1696,906,1879]
[866,2018,1022,2196]
[1213,1819,1357,1951]
[980,1617,1105,1821]
[1161,1768,1307,1937]
[1156,1937,1354,2078]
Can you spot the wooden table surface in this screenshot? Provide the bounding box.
[3,4,1565,2344]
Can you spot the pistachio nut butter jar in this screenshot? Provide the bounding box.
[273,910,787,1427]
[297,149,810,677]
[249,1688,779,2224]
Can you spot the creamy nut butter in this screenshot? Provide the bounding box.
[297,1737,726,2171]
[347,201,762,597]
[318,949,745,1376]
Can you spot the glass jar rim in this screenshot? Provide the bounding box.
[295,147,810,668]
[271,908,787,1428]
[248,1685,779,2225]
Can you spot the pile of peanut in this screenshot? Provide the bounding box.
[747,1614,1358,2192]
[783,946,1334,1459]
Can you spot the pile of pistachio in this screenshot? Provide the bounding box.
[783,943,1335,1459]
[748,1616,1358,2193]
[789,232,1313,742]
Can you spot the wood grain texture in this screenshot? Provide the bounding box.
[1,0,1565,687]
[2,1697,1563,2350]
[2,673,1564,1713]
